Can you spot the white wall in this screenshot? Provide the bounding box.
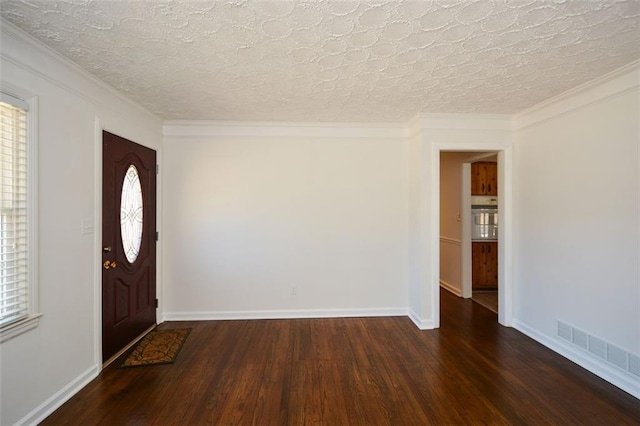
[440,152,468,243]
[439,152,471,296]
[162,124,409,319]
[0,23,163,425]
[513,64,640,396]
[407,126,427,326]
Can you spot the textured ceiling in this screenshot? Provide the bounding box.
[1,0,639,123]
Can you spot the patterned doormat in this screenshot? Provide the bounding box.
[121,328,191,368]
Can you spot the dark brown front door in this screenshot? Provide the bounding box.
[102,131,157,362]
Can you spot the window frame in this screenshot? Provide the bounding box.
[0,90,40,343]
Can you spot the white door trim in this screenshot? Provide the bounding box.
[431,143,513,328]
[461,163,472,299]
[93,117,103,370]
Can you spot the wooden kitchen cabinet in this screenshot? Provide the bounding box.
[471,162,497,196]
[472,241,498,290]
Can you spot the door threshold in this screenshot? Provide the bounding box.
[102,324,157,369]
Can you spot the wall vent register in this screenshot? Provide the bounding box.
[557,320,640,378]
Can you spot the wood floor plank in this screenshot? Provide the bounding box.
[41,291,640,425]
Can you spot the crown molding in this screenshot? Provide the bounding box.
[514,59,640,131]
[163,120,410,139]
[412,113,513,132]
[0,19,162,124]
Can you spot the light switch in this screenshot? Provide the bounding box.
[81,219,94,235]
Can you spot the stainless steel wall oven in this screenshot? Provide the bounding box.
[471,196,498,241]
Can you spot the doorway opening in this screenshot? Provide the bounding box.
[432,145,512,328]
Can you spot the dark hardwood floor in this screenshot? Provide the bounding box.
[42,290,640,425]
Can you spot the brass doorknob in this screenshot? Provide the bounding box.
[103,260,117,270]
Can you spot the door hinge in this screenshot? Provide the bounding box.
[156,164,159,175]
[155,231,159,241]
[155,298,159,308]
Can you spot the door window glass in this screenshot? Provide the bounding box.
[120,165,143,263]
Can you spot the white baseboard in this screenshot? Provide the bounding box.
[408,308,436,330]
[163,307,440,332]
[163,307,408,322]
[512,319,640,400]
[439,280,462,297]
[16,364,100,426]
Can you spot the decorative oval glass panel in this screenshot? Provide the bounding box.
[120,165,143,263]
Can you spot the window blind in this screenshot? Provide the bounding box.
[0,99,29,327]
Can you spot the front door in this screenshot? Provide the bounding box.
[102,131,157,362]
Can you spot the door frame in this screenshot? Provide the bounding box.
[93,118,161,368]
[431,142,513,328]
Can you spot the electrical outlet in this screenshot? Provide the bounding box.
[290,286,297,296]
